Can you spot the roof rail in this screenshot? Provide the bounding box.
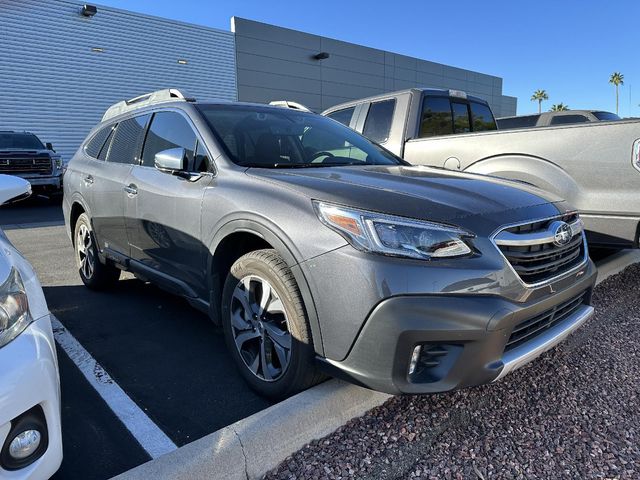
[269,100,312,113]
[102,88,195,122]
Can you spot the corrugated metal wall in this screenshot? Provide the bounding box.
[0,0,237,162]
[233,18,517,117]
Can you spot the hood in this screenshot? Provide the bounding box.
[248,165,566,233]
[0,174,32,204]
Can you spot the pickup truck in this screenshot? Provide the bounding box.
[322,88,640,249]
[497,110,620,130]
[0,131,64,196]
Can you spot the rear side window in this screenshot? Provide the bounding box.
[593,111,620,121]
[470,102,497,132]
[496,115,540,129]
[97,126,116,161]
[452,102,471,133]
[362,100,395,143]
[326,107,355,127]
[141,112,196,168]
[419,97,453,137]
[106,115,150,164]
[85,126,113,158]
[549,114,589,126]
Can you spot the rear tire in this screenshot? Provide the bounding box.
[74,213,120,290]
[221,249,322,399]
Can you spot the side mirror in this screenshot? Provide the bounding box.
[45,142,55,152]
[154,148,187,172]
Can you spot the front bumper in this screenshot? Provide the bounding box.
[23,176,62,189]
[318,260,597,395]
[6,174,62,190]
[0,315,62,479]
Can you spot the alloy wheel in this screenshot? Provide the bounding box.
[230,275,292,382]
[76,224,95,279]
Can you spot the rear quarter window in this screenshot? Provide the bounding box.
[470,102,497,132]
[362,100,395,143]
[326,107,356,127]
[106,115,150,164]
[85,125,114,158]
[419,97,453,138]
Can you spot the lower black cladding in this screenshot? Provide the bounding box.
[506,290,589,351]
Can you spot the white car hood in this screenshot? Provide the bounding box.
[0,174,31,204]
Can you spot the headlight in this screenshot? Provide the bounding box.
[0,268,32,348]
[314,201,475,260]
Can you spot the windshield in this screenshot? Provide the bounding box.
[593,111,621,121]
[0,133,44,150]
[197,105,403,168]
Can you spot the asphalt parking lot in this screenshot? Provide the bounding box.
[1,198,634,480]
[1,198,271,479]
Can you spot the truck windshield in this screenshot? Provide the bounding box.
[198,105,403,168]
[0,133,44,150]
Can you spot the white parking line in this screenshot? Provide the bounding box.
[50,316,177,459]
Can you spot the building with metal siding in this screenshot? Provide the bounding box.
[232,17,517,117]
[0,2,516,164]
[0,0,237,162]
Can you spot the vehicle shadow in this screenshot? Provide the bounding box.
[43,278,272,446]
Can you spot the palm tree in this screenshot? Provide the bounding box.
[609,72,624,115]
[550,103,569,111]
[531,89,549,114]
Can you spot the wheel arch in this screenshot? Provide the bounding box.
[464,153,582,206]
[68,195,92,246]
[207,219,324,355]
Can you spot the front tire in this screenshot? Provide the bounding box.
[74,213,120,290]
[221,249,322,399]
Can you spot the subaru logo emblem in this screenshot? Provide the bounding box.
[551,221,573,247]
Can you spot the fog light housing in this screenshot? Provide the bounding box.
[408,345,421,375]
[408,343,463,384]
[1,405,48,471]
[9,430,41,459]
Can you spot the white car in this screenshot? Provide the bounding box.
[0,175,62,478]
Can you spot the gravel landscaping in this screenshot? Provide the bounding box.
[266,265,640,480]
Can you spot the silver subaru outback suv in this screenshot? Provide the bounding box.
[63,89,596,399]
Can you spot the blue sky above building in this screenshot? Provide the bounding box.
[97,0,640,116]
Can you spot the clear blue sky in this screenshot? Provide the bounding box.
[97,0,639,116]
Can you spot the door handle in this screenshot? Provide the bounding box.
[123,184,138,196]
[84,174,94,185]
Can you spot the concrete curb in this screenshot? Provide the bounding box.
[112,250,640,480]
[112,380,391,480]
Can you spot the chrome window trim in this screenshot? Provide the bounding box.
[490,212,589,289]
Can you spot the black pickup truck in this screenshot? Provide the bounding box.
[0,131,64,195]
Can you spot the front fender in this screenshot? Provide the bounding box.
[206,216,326,355]
[465,154,580,206]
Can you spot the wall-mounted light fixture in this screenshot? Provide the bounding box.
[91,47,105,53]
[80,4,98,17]
[313,52,330,60]
[177,59,188,65]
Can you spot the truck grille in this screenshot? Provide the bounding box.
[493,213,586,285]
[0,157,52,175]
[505,291,587,351]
